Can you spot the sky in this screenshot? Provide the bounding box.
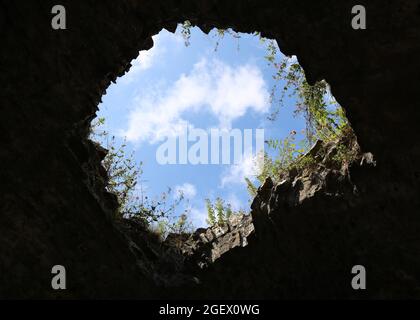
[95,26,309,227]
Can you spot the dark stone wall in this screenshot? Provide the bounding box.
[1,0,420,298]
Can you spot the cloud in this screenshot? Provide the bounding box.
[225,193,242,211]
[118,30,184,84]
[221,151,264,187]
[122,58,270,143]
[133,48,158,71]
[189,207,208,228]
[174,183,197,199]
[118,36,162,85]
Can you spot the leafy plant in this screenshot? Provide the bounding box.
[247,38,353,187]
[263,43,349,143]
[215,197,225,225]
[225,204,233,221]
[178,26,352,190]
[90,118,192,232]
[205,198,216,226]
[205,197,243,227]
[180,20,192,46]
[245,177,258,197]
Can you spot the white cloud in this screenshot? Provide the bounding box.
[189,207,208,228]
[122,58,270,143]
[118,35,163,85]
[221,151,264,187]
[118,30,184,85]
[133,48,158,71]
[174,183,197,199]
[225,193,242,211]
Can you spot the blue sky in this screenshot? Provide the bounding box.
[96,26,309,227]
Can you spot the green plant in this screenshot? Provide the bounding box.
[205,197,243,226]
[91,117,141,219]
[331,137,358,166]
[172,213,193,234]
[90,118,190,229]
[263,42,349,143]
[225,204,233,221]
[149,210,194,241]
[247,38,353,188]
[180,20,192,46]
[245,177,258,197]
[215,197,225,225]
[178,27,353,192]
[205,198,216,226]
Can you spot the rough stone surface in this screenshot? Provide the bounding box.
[175,214,255,269]
[2,0,420,298]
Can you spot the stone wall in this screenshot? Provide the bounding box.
[1,0,420,298]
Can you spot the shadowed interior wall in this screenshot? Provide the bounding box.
[1,0,420,298]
